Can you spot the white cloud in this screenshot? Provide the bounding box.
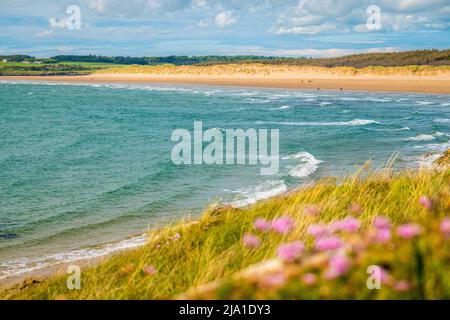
[239,46,400,57]
[89,0,107,13]
[36,29,53,37]
[48,17,67,29]
[197,19,210,28]
[272,0,450,35]
[274,24,337,35]
[215,11,237,28]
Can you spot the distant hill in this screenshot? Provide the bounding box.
[51,49,450,68]
[2,49,450,69]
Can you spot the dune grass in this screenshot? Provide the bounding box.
[1,164,449,300]
[95,63,450,77]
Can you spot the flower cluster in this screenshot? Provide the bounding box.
[239,196,449,295]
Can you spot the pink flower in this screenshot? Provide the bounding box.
[143,265,157,276]
[261,273,286,288]
[440,218,450,238]
[349,203,362,214]
[393,280,411,292]
[396,223,422,239]
[277,241,304,262]
[307,224,329,238]
[271,216,295,235]
[378,268,391,284]
[331,217,360,233]
[304,205,321,216]
[242,233,260,249]
[324,254,351,279]
[373,216,391,230]
[302,273,317,286]
[374,228,391,244]
[169,232,181,241]
[419,196,432,210]
[253,218,271,232]
[314,236,343,251]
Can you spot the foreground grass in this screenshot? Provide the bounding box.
[1,166,449,300]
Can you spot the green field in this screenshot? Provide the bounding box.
[0,61,126,76]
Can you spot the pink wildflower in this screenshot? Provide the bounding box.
[440,217,450,238]
[253,218,271,232]
[373,216,391,230]
[271,216,295,235]
[331,217,360,233]
[277,241,304,262]
[169,232,181,241]
[304,205,321,216]
[374,228,391,244]
[242,233,260,249]
[396,223,422,239]
[393,280,411,292]
[324,254,351,279]
[261,273,286,289]
[314,236,343,251]
[143,265,157,276]
[378,268,391,284]
[349,203,362,214]
[419,196,432,210]
[307,224,329,238]
[302,273,317,286]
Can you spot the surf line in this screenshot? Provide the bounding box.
[171,121,279,175]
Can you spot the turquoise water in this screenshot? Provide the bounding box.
[0,81,449,278]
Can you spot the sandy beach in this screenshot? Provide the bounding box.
[2,63,450,94]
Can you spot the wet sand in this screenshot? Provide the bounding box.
[2,74,450,94]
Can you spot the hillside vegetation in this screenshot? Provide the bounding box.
[2,49,450,69]
[50,49,450,67]
[1,158,449,300]
[96,63,450,78]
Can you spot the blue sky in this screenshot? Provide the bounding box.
[1,0,450,57]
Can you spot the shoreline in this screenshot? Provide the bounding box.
[2,74,450,94]
[0,74,449,292]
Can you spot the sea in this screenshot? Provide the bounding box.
[0,80,449,279]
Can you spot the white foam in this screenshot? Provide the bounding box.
[283,152,323,178]
[229,180,287,208]
[257,119,379,126]
[320,102,332,106]
[0,234,148,280]
[367,98,392,102]
[416,101,434,106]
[404,134,435,141]
[405,132,448,141]
[272,105,292,110]
[370,127,410,132]
[434,118,450,124]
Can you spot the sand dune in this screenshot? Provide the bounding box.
[2,64,450,94]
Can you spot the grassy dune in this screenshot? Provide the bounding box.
[95,63,450,77]
[1,158,449,300]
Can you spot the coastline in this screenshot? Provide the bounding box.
[2,73,450,94]
[1,74,449,295]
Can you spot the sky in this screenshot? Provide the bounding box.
[1,0,450,58]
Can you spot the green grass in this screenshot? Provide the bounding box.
[0,61,127,76]
[58,61,128,68]
[1,163,448,300]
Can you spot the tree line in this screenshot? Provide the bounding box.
[2,49,450,68]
